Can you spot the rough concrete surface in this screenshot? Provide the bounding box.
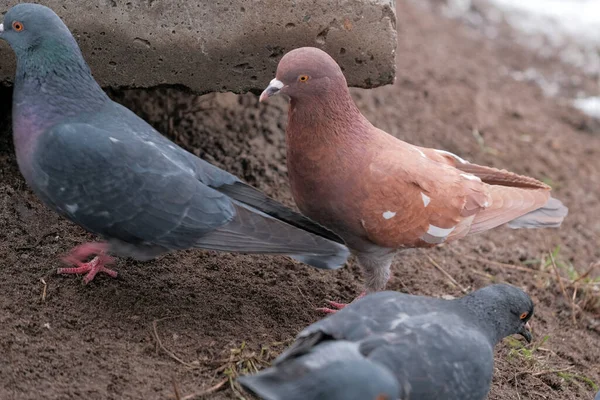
[0,0,397,93]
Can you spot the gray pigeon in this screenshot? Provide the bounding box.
[238,284,534,400]
[0,3,350,283]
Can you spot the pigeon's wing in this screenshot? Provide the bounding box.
[238,343,400,400]
[418,147,550,189]
[33,121,236,250]
[102,102,346,246]
[31,121,349,267]
[274,291,429,364]
[416,146,566,231]
[207,179,346,244]
[367,314,494,400]
[356,131,553,247]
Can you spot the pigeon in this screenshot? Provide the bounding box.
[0,4,351,284]
[239,356,400,400]
[238,283,534,400]
[260,47,568,311]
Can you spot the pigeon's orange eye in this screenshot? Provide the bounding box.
[298,75,309,82]
[520,312,528,320]
[12,21,24,32]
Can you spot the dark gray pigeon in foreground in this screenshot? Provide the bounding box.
[0,3,350,283]
[238,284,534,400]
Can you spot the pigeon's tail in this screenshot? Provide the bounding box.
[468,187,566,235]
[507,196,568,229]
[237,358,400,400]
[192,203,350,270]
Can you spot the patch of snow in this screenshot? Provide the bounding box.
[486,0,600,75]
[573,96,600,119]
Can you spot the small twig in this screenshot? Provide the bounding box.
[548,250,577,324]
[529,391,549,399]
[470,269,495,279]
[531,366,574,377]
[172,377,181,400]
[296,285,315,309]
[449,249,548,275]
[40,278,47,302]
[514,365,574,379]
[426,255,468,294]
[572,261,600,285]
[152,316,198,369]
[179,378,228,400]
[549,250,569,300]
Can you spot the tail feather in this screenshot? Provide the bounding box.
[193,203,350,269]
[468,187,550,235]
[213,181,346,244]
[507,197,568,229]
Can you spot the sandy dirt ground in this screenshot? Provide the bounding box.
[0,1,599,399]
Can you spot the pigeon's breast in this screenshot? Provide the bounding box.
[12,105,52,185]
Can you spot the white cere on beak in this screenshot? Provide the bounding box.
[0,24,4,33]
[260,78,285,102]
[268,78,284,89]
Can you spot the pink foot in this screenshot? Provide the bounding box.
[317,292,366,314]
[57,242,118,284]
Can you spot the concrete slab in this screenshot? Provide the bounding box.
[0,0,397,94]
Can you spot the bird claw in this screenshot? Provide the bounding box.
[317,292,367,314]
[316,300,350,314]
[58,242,117,284]
[316,306,343,314]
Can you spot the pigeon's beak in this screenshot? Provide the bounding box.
[518,321,533,343]
[259,78,284,102]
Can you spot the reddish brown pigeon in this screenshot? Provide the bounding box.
[260,47,568,312]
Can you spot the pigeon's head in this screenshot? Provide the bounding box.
[0,3,76,57]
[467,283,534,344]
[260,47,347,102]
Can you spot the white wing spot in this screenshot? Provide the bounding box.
[460,173,481,182]
[382,211,397,219]
[389,312,410,330]
[162,153,195,175]
[168,145,176,150]
[66,204,78,213]
[415,148,427,158]
[145,141,158,147]
[434,149,469,164]
[421,192,431,207]
[427,224,455,238]
[109,137,120,143]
